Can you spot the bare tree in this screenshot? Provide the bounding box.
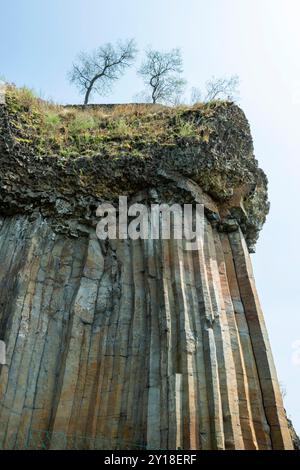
[138,48,186,105]
[204,75,240,102]
[69,39,137,105]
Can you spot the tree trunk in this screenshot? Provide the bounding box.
[84,86,92,107]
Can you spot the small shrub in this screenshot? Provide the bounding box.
[44,111,61,129]
[69,114,97,133]
[15,87,39,109]
[177,120,197,138]
[109,118,132,137]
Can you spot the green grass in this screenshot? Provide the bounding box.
[2,84,229,158]
[68,114,97,133]
[177,120,198,138]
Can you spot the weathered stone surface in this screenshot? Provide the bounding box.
[288,418,300,450]
[0,208,293,450]
[0,98,294,450]
[0,97,269,251]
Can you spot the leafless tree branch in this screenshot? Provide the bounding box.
[68,39,137,105]
[138,48,186,105]
[204,75,240,102]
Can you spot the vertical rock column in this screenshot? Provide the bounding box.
[0,214,293,450]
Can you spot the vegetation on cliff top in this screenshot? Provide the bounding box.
[0,85,269,251]
[4,85,230,159]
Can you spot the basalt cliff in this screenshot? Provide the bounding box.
[0,87,294,449]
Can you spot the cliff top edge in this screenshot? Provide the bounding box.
[0,85,269,250]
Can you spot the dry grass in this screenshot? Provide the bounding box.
[3,84,226,158]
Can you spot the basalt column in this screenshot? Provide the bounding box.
[0,95,294,449]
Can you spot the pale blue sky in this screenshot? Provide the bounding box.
[1,0,300,435]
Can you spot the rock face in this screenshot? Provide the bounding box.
[0,92,294,449]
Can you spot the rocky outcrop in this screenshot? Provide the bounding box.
[0,92,294,449]
[288,419,300,450]
[0,91,269,252]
